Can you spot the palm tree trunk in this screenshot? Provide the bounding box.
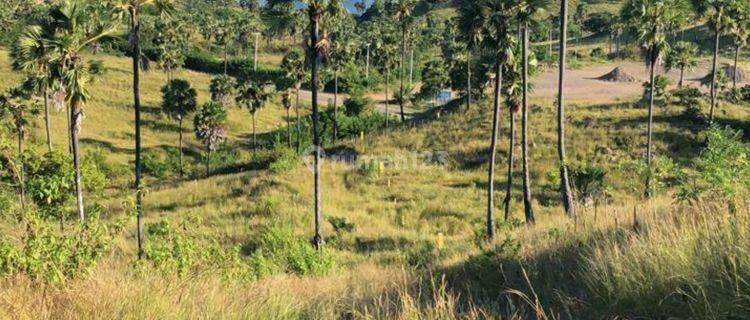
[130,7,144,259]
[252,113,257,157]
[286,108,292,148]
[557,0,575,216]
[366,44,370,81]
[43,84,52,153]
[17,127,25,210]
[487,59,503,242]
[521,24,535,225]
[385,69,390,131]
[333,71,339,141]
[503,111,514,221]
[709,27,720,124]
[206,144,211,177]
[296,87,301,153]
[254,33,259,73]
[645,53,657,198]
[467,48,472,110]
[679,66,685,87]
[310,8,323,250]
[399,26,406,122]
[409,46,414,85]
[71,105,85,221]
[66,104,72,153]
[179,117,184,177]
[733,44,740,90]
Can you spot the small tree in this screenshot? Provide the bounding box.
[0,86,40,209]
[280,50,307,152]
[419,60,449,105]
[193,102,228,177]
[236,81,272,156]
[665,41,699,87]
[210,75,236,107]
[160,78,197,177]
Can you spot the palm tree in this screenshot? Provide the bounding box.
[664,41,698,87]
[210,75,236,107]
[326,4,355,142]
[154,17,186,81]
[728,3,749,90]
[623,0,683,197]
[702,0,736,124]
[160,78,197,177]
[501,56,522,221]
[194,102,228,177]
[0,86,40,209]
[11,23,56,153]
[456,0,484,110]
[236,81,271,156]
[116,0,174,259]
[557,0,575,216]
[375,21,400,132]
[45,0,116,221]
[516,0,547,225]
[480,0,520,241]
[281,50,307,152]
[391,0,413,123]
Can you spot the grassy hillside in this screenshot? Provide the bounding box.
[1,39,749,318]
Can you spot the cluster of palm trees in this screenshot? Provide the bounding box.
[4,0,749,257]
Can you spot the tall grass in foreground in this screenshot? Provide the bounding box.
[2,201,748,319]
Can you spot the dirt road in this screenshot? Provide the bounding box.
[299,60,745,109]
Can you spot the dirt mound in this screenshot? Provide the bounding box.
[698,65,748,85]
[595,67,638,82]
[723,65,747,82]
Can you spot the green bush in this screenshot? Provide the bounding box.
[0,211,126,283]
[269,148,300,173]
[142,152,170,178]
[344,95,375,116]
[249,224,336,276]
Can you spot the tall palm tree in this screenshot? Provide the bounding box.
[728,3,748,90]
[456,0,484,110]
[664,41,698,87]
[281,50,307,152]
[325,3,355,142]
[45,0,117,221]
[392,0,413,123]
[623,0,683,197]
[557,0,575,216]
[501,56,522,221]
[480,0,520,241]
[160,78,197,177]
[11,23,56,153]
[116,0,174,259]
[236,81,271,156]
[702,0,736,124]
[517,0,547,225]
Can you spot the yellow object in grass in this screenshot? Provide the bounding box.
[436,233,445,250]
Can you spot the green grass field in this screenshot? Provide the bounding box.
[1,0,750,316]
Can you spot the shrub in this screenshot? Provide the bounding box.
[676,126,749,210]
[249,224,336,276]
[269,148,299,173]
[590,47,606,58]
[570,164,607,205]
[0,211,126,283]
[142,220,198,277]
[142,152,170,178]
[344,95,375,116]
